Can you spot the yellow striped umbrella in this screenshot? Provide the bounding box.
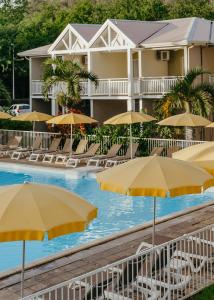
[0,111,12,119]
[104,111,156,158]
[97,156,214,245]
[0,182,97,297]
[47,112,98,154]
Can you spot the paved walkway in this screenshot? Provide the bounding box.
[0,202,214,300]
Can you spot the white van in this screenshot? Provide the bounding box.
[8,104,31,116]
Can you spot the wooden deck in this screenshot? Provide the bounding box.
[0,202,214,300]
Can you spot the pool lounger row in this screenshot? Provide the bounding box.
[73,234,213,300]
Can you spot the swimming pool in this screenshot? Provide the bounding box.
[0,165,213,272]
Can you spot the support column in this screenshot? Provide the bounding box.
[127,48,133,97]
[51,97,57,116]
[139,99,143,112]
[184,46,189,75]
[29,58,32,111]
[138,50,142,78]
[90,99,94,117]
[87,51,92,97]
[127,98,135,111]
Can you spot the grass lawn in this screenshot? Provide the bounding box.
[189,285,214,299]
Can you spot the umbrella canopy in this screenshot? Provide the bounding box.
[172,142,214,161]
[158,112,211,127]
[47,112,98,125]
[97,156,213,197]
[0,111,12,119]
[191,160,214,176]
[12,111,52,122]
[0,182,97,241]
[97,156,214,246]
[0,182,97,297]
[47,112,98,155]
[104,111,156,125]
[104,111,156,158]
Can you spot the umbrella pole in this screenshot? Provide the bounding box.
[152,196,156,247]
[70,124,73,157]
[130,124,133,159]
[21,240,25,299]
[32,121,35,152]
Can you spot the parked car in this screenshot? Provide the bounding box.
[8,104,30,116]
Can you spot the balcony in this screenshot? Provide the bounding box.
[31,76,183,99]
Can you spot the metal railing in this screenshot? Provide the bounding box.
[0,129,60,149]
[23,223,214,300]
[140,76,183,95]
[0,130,205,156]
[31,76,182,98]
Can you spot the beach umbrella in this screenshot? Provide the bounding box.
[157,112,210,127]
[172,142,214,161]
[0,111,12,119]
[0,182,97,298]
[12,111,53,150]
[96,156,214,246]
[191,160,214,176]
[104,111,156,158]
[47,112,98,155]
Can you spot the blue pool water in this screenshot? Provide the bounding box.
[0,166,213,272]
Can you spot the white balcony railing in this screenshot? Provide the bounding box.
[23,223,214,300]
[31,76,183,98]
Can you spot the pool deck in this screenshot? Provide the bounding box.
[0,200,214,300]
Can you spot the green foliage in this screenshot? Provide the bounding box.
[189,285,214,300]
[156,68,214,118]
[0,79,11,105]
[0,120,32,130]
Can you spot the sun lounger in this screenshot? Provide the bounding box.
[87,144,122,167]
[105,143,139,168]
[66,143,100,168]
[150,146,164,156]
[42,138,72,164]
[28,137,61,162]
[0,136,22,157]
[54,139,88,164]
[167,146,180,157]
[11,136,42,160]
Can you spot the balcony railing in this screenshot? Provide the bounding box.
[23,223,214,300]
[31,76,183,98]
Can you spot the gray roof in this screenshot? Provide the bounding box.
[18,17,214,57]
[18,44,51,57]
[71,24,101,42]
[141,18,214,46]
[110,19,169,44]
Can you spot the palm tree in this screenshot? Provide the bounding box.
[157,68,214,118]
[42,57,98,109]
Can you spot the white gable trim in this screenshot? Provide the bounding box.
[48,24,88,54]
[88,19,135,48]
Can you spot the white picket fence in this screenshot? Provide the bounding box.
[0,130,205,156]
[23,223,214,300]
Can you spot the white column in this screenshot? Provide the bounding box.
[87,51,92,97]
[184,46,189,75]
[138,50,142,78]
[90,99,94,117]
[127,98,134,111]
[139,99,143,112]
[29,58,32,111]
[127,48,133,97]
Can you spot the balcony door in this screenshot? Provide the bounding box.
[133,59,139,78]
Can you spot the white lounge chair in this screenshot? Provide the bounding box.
[66,143,100,168]
[29,137,61,162]
[0,136,22,157]
[55,139,88,164]
[87,144,122,167]
[11,136,42,160]
[42,138,72,164]
[105,143,139,168]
